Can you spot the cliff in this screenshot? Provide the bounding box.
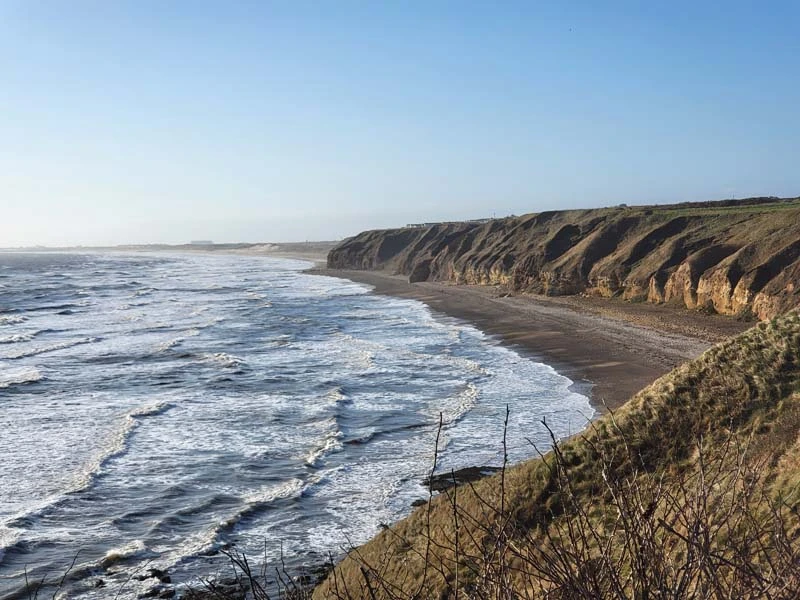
[328,197,800,321]
[314,311,800,598]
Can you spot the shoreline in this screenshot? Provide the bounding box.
[308,268,752,411]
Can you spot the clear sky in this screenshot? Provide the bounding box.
[1,1,798,246]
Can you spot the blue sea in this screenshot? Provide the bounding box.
[0,251,593,598]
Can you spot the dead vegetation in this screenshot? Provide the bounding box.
[309,311,800,598]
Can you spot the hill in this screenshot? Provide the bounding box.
[313,310,800,598]
[328,197,800,321]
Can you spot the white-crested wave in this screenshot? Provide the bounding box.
[3,337,100,359]
[0,251,595,598]
[200,352,246,368]
[442,353,489,376]
[0,525,21,564]
[304,428,344,467]
[99,539,152,568]
[157,478,307,571]
[155,329,200,352]
[439,382,480,427]
[66,401,175,494]
[326,386,351,405]
[0,365,44,388]
[0,332,36,344]
[0,315,27,326]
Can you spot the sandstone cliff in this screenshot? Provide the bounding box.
[328,198,800,320]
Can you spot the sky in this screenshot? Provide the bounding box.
[1,1,799,246]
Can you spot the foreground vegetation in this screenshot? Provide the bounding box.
[309,311,800,598]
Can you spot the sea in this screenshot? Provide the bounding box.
[0,251,594,599]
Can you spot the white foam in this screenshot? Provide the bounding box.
[0,332,35,344]
[67,401,175,494]
[241,478,305,507]
[0,315,27,326]
[442,354,489,376]
[2,337,100,359]
[0,364,44,388]
[326,387,350,404]
[304,429,344,467]
[155,329,200,352]
[439,382,480,427]
[200,352,246,368]
[157,478,307,571]
[100,539,151,567]
[0,524,21,563]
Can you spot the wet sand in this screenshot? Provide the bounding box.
[309,268,752,411]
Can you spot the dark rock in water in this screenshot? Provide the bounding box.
[94,579,105,588]
[134,568,171,584]
[411,498,427,507]
[423,466,501,492]
[138,583,175,598]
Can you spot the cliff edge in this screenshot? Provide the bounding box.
[328,197,800,321]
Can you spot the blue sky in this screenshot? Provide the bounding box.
[1,1,798,245]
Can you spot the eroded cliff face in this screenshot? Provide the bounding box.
[328,199,800,320]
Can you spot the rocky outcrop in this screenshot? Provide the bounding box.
[328,198,800,320]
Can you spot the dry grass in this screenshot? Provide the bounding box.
[311,312,800,599]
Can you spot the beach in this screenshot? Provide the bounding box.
[312,268,753,410]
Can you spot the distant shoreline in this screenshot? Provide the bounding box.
[309,268,752,411]
[0,243,334,268]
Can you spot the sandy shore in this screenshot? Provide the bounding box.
[309,268,752,411]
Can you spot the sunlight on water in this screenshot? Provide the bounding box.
[0,251,593,598]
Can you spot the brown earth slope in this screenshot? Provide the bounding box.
[328,198,800,321]
[314,311,800,599]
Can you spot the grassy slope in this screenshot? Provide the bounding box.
[314,311,800,598]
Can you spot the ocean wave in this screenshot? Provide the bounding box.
[99,539,154,569]
[442,354,489,376]
[200,352,246,369]
[0,315,27,326]
[66,401,176,495]
[337,333,381,369]
[326,386,351,405]
[0,525,22,564]
[156,478,307,571]
[3,336,100,359]
[26,302,86,313]
[439,382,480,427]
[305,428,344,468]
[0,365,44,389]
[343,421,428,447]
[0,332,36,344]
[155,329,200,353]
